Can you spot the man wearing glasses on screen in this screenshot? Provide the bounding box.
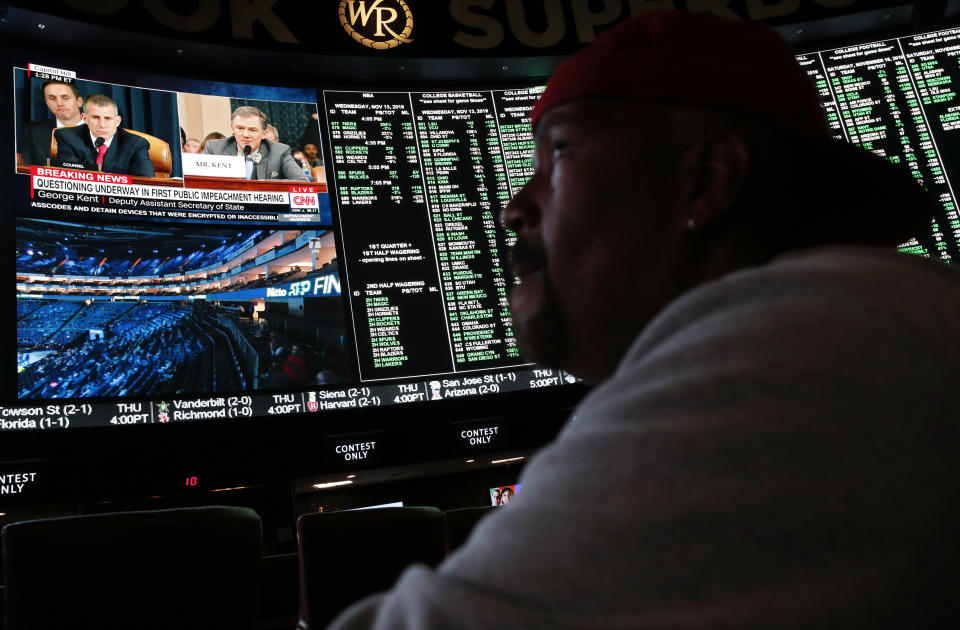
[202,105,308,181]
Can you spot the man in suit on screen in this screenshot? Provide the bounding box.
[202,105,308,181]
[53,93,154,177]
[20,79,85,166]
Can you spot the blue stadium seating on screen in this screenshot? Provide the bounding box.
[17,301,83,345]
[16,300,45,321]
[17,302,198,399]
[48,301,137,345]
[16,301,258,399]
[13,228,338,399]
[16,231,329,299]
[16,229,264,278]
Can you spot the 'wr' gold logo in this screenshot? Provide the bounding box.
[339,0,414,50]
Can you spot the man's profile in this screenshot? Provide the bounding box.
[202,106,308,181]
[20,79,84,166]
[53,93,154,177]
[327,10,960,630]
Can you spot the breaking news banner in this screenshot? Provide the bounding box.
[26,167,331,225]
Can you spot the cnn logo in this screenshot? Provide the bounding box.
[293,195,317,206]
[290,191,320,211]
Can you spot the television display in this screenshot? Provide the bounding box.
[4,52,578,435]
[8,21,960,445]
[490,484,520,506]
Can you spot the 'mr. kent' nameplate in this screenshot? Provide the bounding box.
[182,153,245,178]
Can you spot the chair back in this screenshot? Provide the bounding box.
[124,129,172,177]
[260,553,300,629]
[296,506,444,629]
[2,506,262,630]
[443,505,496,555]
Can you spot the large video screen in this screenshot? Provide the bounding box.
[10,23,960,434]
[4,55,575,432]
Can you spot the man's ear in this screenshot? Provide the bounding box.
[679,133,750,230]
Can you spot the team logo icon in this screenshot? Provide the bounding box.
[307,391,319,412]
[339,0,414,50]
[156,401,170,423]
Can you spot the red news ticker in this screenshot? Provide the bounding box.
[31,166,132,185]
[30,166,132,198]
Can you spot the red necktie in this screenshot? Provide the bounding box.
[96,143,108,167]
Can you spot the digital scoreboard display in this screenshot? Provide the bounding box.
[9,24,960,433]
[324,87,541,380]
[801,28,960,260]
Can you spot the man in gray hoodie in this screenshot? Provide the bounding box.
[329,10,960,629]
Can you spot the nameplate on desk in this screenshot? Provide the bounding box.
[182,153,245,178]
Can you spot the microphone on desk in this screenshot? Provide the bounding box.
[242,145,255,179]
[94,137,106,172]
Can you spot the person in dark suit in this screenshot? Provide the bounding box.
[53,93,154,177]
[202,105,308,181]
[298,105,321,153]
[20,79,85,166]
